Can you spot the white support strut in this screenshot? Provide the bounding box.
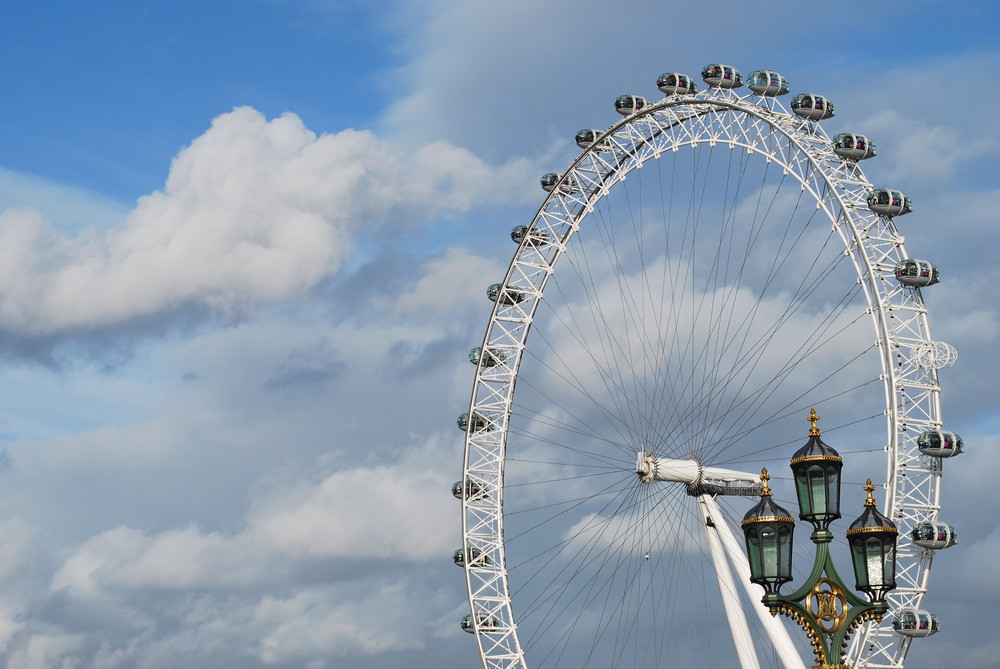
[698,494,761,669]
[701,495,806,669]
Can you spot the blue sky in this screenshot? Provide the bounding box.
[2,2,392,200]
[0,1,997,668]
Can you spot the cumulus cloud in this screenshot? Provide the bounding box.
[253,584,436,663]
[389,245,503,320]
[38,428,463,667]
[857,108,1000,185]
[50,433,456,598]
[0,107,533,338]
[5,633,84,669]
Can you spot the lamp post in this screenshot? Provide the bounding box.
[742,410,898,669]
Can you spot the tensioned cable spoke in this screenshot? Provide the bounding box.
[462,84,936,669]
[506,132,882,664]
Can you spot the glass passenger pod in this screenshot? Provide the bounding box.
[461,613,501,634]
[575,128,605,150]
[451,478,489,500]
[910,521,958,550]
[916,430,964,458]
[453,547,492,568]
[468,346,506,367]
[656,72,697,96]
[614,94,648,116]
[892,609,940,638]
[487,283,525,305]
[790,93,835,120]
[510,224,551,246]
[832,133,877,161]
[894,259,940,287]
[867,189,913,217]
[540,172,580,194]
[457,412,495,432]
[747,70,789,96]
[701,64,743,88]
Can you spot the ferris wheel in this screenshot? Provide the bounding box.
[454,64,960,669]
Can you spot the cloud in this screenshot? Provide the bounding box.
[50,432,457,599]
[246,460,454,561]
[0,107,533,340]
[859,109,1000,185]
[5,633,84,669]
[264,339,347,394]
[253,583,439,663]
[0,168,129,232]
[389,245,504,320]
[38,428,464,667]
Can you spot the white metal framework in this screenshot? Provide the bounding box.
[459,73,951,669]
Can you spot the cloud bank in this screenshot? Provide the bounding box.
[0,107,534,338]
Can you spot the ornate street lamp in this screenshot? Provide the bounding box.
[847,480,898,603]
[742,468,795,599]
[790,409,842,531]
[742,410,898,669]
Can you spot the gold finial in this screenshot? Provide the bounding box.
[760,468,772,497]
[807,408,821,437]
[864,478,877,507]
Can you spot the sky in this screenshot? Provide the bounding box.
[0,1,998,668]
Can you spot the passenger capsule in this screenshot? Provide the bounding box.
[451,478,488,500]
[453,547,491,567]
[894,259,940,287]
[701,64,743,88]
[487,283,525,305]
[461,613,501,634]
[790,94,835,120]
[867,189,912,217]
[910,522,958,550]
[469,346,506,368]
[576,128,611,150]
[540,172,580,194]
[575,128,604,149]
[614,94,649,116]
[832,133,877,161]
[747,70,789,96]
[917,430,963,458]
[892,609,940,638]
[656,72,697,96]
[510,224,551,246]
[457,412,495,432]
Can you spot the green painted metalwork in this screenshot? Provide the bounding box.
[759,529,887,668]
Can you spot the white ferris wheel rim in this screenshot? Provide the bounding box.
[459,76,946,669]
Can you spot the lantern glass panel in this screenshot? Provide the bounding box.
[760,528,779,577]
[851,535,896,597]
[776,524,793,579]
[745,531,763,580]
[794,462,841,523]
[744,523,793,588]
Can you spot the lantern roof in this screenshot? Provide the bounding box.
[742,468,795,526]
[790,409,843,465]
[847,480,898,536]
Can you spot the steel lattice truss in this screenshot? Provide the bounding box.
[460,85,951,669]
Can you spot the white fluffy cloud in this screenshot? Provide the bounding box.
[0,107,532,337]
[51,434,456,597]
